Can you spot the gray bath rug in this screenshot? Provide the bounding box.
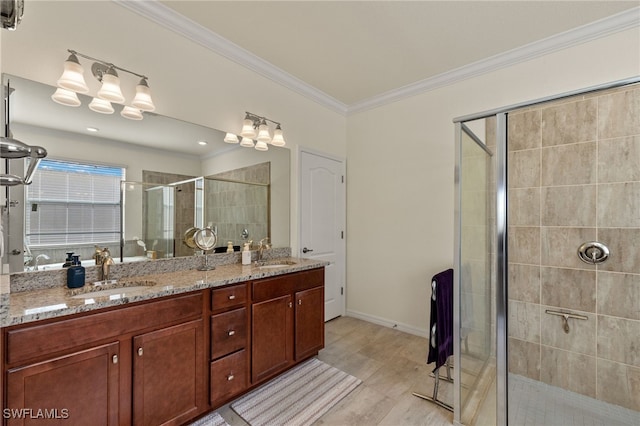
[189,411,229,426]
[231,357,361,426]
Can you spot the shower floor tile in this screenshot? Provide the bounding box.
[509,374,640,426]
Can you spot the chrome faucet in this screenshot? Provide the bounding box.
[99,248,115,281]
[33,254,51,271]
[257,237,271,263]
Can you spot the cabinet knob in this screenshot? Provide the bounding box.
[227,374,235,381]
[228,294,236,300]
[298,299,302,306]
[138,347,144,357]
[112,354,118,364]
[227,330,235,336]
[288,302,292,308]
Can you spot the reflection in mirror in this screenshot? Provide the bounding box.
[122,181,176,262]
[2,74,290,274]
[122,167,270,263]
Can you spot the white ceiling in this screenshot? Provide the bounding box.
[157,1,639,107]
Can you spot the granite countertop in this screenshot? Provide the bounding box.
[0,257,328,327]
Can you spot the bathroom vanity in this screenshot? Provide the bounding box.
[0,259,326,425]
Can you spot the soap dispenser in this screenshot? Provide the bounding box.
[62,252,74,268]
[66,255,85,289]
[242,242,252,265]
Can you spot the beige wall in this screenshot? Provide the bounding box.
[346,27,640,335]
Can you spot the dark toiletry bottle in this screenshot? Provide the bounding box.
[66,255,85,289]
[62,252,74,268]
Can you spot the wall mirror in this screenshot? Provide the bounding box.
[2,74,290,273]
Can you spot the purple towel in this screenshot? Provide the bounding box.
[427,268,454,372]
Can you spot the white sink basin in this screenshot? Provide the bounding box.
[71,286,152,299]
[257,261,297,269]
[70,280,157,299]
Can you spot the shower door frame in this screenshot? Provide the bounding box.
[453,75,640,426]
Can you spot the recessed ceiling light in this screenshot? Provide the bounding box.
[86,127,99,132]
[197,140,208,146]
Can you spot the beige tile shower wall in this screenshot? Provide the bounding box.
[507,85,640,411]
[205,163,270,248]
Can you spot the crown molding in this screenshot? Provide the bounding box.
[113,0,348,115]
[347,6,640,115]
[114,1,638,117]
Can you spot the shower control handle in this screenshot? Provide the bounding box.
[577,241,609,265]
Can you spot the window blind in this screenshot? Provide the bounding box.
[26,159,124,246]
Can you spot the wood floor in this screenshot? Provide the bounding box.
[216,316,454,425]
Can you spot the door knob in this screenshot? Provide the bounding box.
[302,247,313,254]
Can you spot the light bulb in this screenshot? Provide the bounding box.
[51,88,81,107]
[97,69,125,104]
[257,121,272,143]
[121,106,143,120]
[224,133,239,144]
[241,118,257,139]
[240,137,255,148]
[271,125,286,146]
[56,53,89,93]
[131,78,155,112]
[88,97,114,114]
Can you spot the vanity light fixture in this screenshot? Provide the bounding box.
[223,133,239,144]
[52,49,155,120]
[51,88,81,107]
[121,106,143,121]
[225,112,286,151]
[88,97,114,115]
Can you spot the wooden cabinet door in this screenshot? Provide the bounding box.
[295,286,325,361]
[251,294,293,383]
[6,342,119,426]
[132,320,205,426]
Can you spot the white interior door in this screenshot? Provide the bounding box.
[299,149,345,321]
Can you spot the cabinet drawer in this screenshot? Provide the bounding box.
[211,308,247,360]
[212,283,247,312]
[252,273,297,302]
[295,268,324,292]
[210,349,247,406]
[6,292,203,366]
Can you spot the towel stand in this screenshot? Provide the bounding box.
[413,356,454,412]
[413,268,454,412]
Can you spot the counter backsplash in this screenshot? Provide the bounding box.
[9,248,291,293]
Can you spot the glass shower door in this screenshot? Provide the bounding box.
[455,120,497,425]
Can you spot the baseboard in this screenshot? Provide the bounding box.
[345,309,428,338]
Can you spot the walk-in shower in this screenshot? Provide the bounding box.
[454,77,640,426]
